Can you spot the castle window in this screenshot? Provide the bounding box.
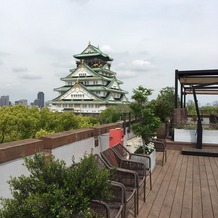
[71,94,84,98]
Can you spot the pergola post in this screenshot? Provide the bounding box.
[175,70,178,108]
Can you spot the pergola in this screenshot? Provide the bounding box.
[175,69,218,149]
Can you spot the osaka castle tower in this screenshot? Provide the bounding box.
[49,43,129,115]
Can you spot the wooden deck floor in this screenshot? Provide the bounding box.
[128,150,218,218]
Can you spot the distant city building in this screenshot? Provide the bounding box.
[37,92,44,108]
[49,43,129,115]
[15,99,28,106]
[33,92,44,108]
[0,95,10,107]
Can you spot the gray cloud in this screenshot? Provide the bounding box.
[20,74,42,80]
[0,51,11,56]
[12,68,28,73]
[52,62,74,70]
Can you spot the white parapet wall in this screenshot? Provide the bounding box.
[0,158,30,199]
[52,137,100,166]
[174,128,218,144]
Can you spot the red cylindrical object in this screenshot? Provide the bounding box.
[109,128,124,148]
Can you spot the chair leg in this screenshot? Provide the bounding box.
[144,178,146,202]
[135,191,138,217]
[123,203,126,218]
[162,152,164,166]
[150,171,152,190]
[165,150,167,162]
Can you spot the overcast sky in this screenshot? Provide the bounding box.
[1,0,218,105]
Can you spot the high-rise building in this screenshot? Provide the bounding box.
[33,92,44,108]
[15,99,28,106]
[37,92,44,108]
[49,43,129,115]
[0,95,10,107]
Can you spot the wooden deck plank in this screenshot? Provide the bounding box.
[210,157,218,189]
[137,150,176,218]
[148,150,177,217]
[170,154,188,218]
[128,152,166,218]
[139,154,164,216]
[156,150,180,218]
[192,156,203,218]
[158,151,182,218]
[206,157,218,218]
[181,155,193,218]
[199,156,214,218]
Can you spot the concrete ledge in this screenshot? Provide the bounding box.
[182,147,218,157]
[92,123,122,136]
[167,139,218,150]
[0,139,44,163]
[42,128,94,149]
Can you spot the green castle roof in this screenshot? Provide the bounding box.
[74,43,113,61]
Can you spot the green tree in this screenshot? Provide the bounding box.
[150,87,176,122]
[0,106,17,143]
[130,86,160,145]
[38,107,61,132]
[14,106,40,140]
[98,106,121,124]
[0,105,40,143]
[0,105,98,143]
[186,101,197,117]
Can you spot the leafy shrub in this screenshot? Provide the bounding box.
[0,152,111,217]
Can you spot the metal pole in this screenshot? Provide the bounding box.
[175,70,178,108]
[192,86,202,149]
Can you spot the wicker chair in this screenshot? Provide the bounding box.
[90,181,124,218]
[150,138,167,166]
[112,143,152,190]
[100,148,147,214]
[94,154,137,217]
[90,200,111,218]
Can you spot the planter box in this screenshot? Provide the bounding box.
[174,128,218,144]
[131,150,156,172]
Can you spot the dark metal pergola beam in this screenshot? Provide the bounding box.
[184,90,218,95]
[179,77,218,85]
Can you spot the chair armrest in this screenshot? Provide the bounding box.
[129,153,151,161]
[110,167,137,189]
[152,139,166,149]
[120,158,147,177]
[129,154,151,170]
[90,200,110,217]
[110,181,125,205]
